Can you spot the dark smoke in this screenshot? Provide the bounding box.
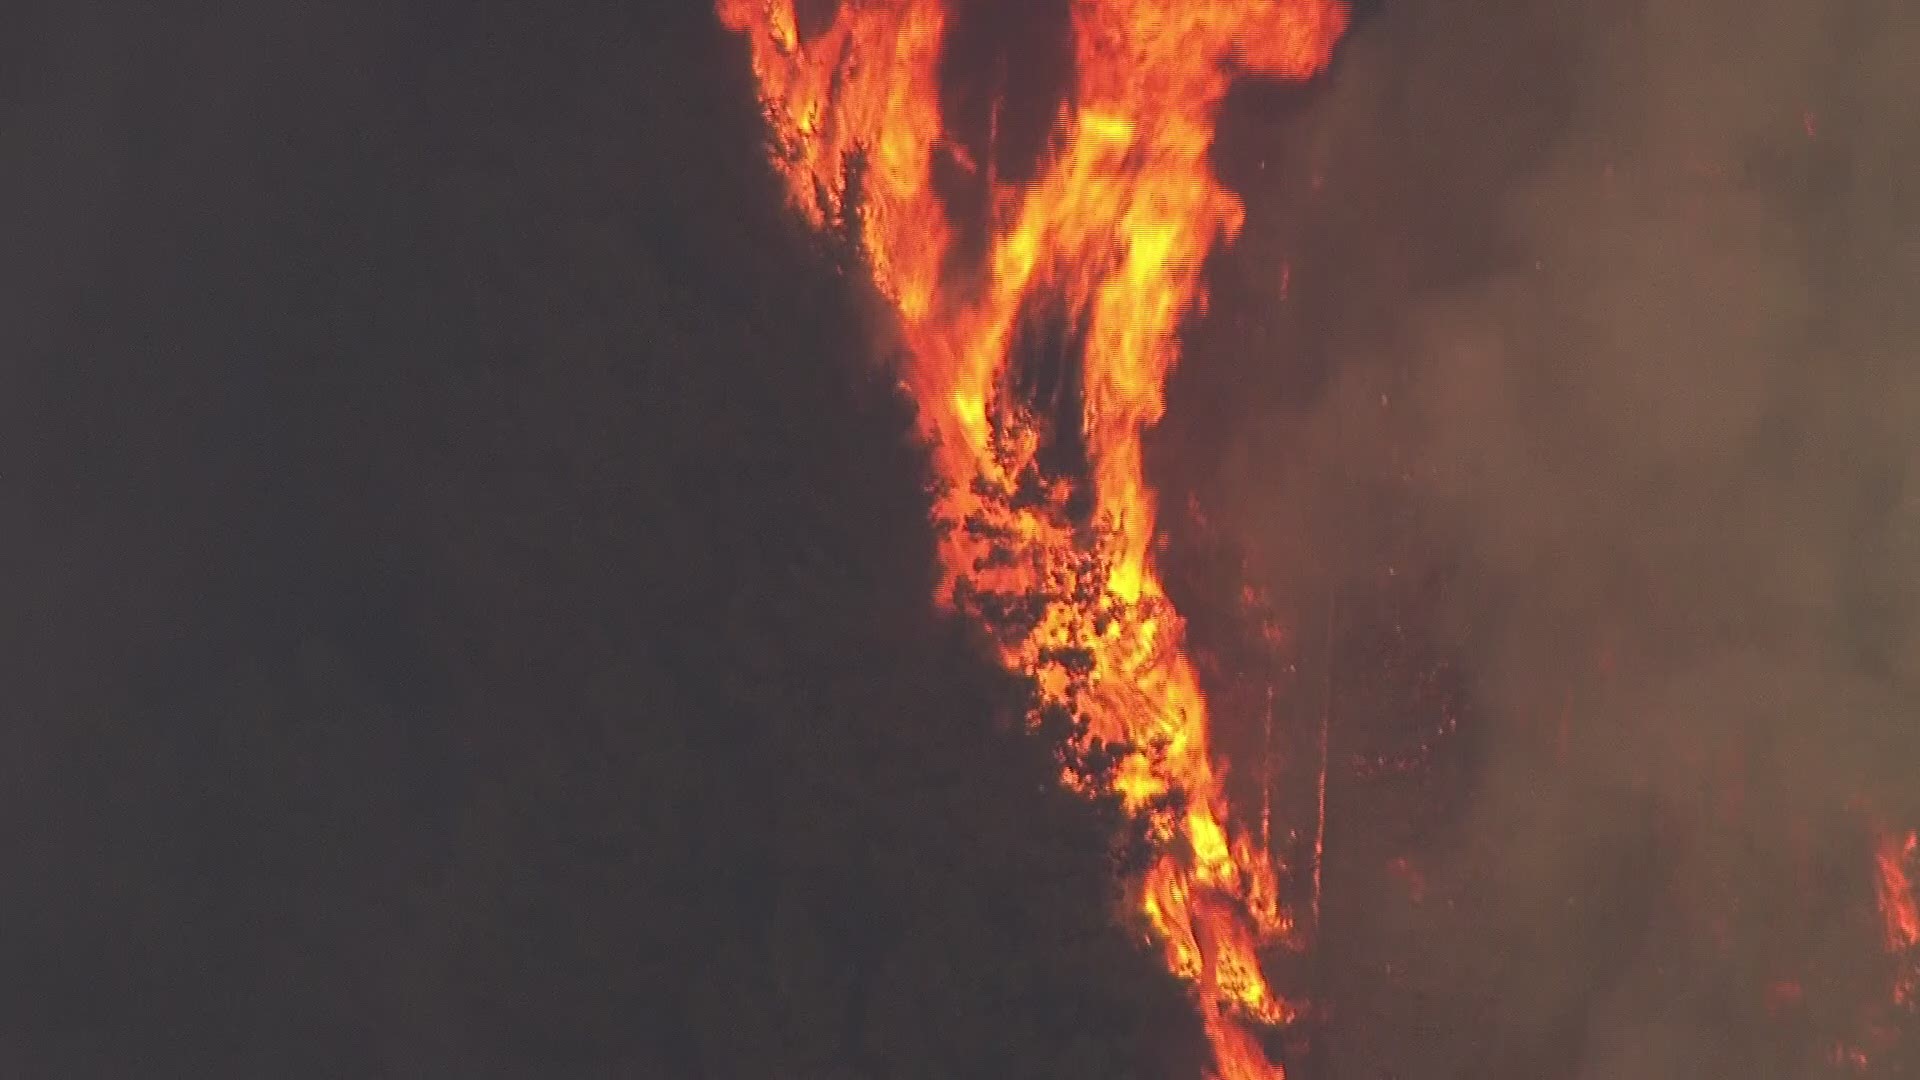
[1170,0,1920,1075]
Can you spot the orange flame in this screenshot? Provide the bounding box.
[1873,828,1920,1007]
[717,1,1346,1075]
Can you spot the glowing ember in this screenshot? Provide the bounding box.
[1831,1042,1871,1073]
[716,1,1346,1075]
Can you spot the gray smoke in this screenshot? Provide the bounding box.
[1190,0,1920,1075]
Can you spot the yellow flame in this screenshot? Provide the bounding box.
[717,2,1345,1075]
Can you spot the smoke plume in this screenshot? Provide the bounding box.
[1174,0,1920,1075]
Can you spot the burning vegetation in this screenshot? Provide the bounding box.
[714,1,1920,1078]
[717,1,1345,1074]
[1875,828,1920,1008]
[17,2,1919,1078]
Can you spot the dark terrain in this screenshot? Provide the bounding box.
[5,4,1201,1075]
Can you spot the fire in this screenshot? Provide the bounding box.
[1873,828,1920,1007]
[716,1,1346,1075]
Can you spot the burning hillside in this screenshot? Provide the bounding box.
[11,1,1916,1077]
[716,1,1345,1074]
[716,1,1920,1078]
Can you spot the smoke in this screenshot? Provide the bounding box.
[1182,0,1920,1075]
